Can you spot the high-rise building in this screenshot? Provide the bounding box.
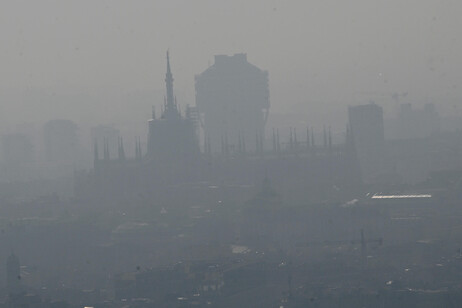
[195,54,269,153]
[77,53,362,202]
[392,103,441,139]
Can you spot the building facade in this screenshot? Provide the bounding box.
[195,54,269,153]
[75,53,361,204]
[147,52,200,165]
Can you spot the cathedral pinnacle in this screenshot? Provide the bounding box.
[163,50,179,119]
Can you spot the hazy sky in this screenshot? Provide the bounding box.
[1,0,461,129]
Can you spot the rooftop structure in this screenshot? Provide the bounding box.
[195,54,269,153]
[147,52,200,164]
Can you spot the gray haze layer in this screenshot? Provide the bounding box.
[2,2,462,307]
[1,0,462,131]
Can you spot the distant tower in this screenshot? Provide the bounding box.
[147,52,200,163]
[6,253,20,294]
[195,54,269,153]
[162,51,180,120]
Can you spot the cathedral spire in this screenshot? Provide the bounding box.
[163,50,179,119]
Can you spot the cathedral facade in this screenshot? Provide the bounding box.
[74,53,361,205]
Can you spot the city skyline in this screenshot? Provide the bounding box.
[0,1,461,131]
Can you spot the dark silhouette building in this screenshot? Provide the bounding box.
[195,53,269,153]
[390,103,441,140]
[147,51,200,164]
[91,125,120,157]
[76,53,361,204]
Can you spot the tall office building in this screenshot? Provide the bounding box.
[195,54,269,153]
